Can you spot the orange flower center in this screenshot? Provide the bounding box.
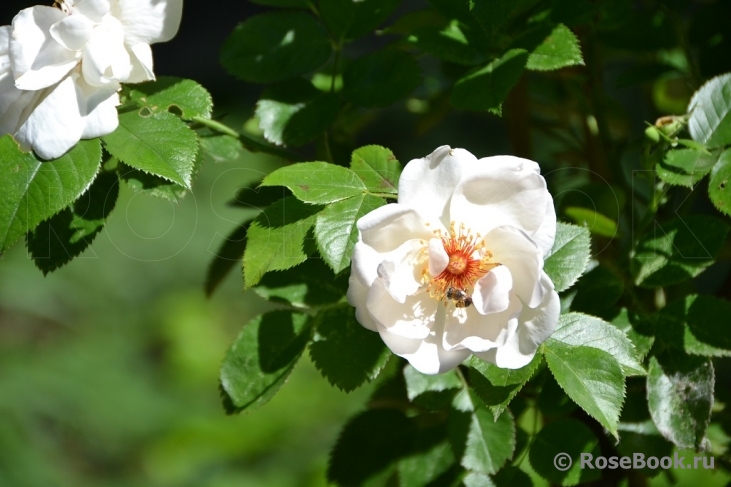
[422,222,500,303]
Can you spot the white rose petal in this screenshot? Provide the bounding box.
[348,146,559,373]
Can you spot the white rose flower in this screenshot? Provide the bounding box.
[0,0,182,159]
[346,146,560,375]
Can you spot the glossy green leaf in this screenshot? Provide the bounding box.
[449,404,515,475]
[528,418,601,486]
[103,111,198,189]
[319,0,401,40]
[655,295,731,357]
[409,21,487,66]
[688,73,731,148]
[451,49,528,113]
[656,148,717,188]
[220,310,312,413]
[463,472,497,487]
[328,409,416,485]
[647,351,714,450]
[610,308,655,360]
[128,76,213,120]
[242,196,323,288]
[708,148,731,217]
[349,145,401,196]
[467,354,542,420]
[551,313,645,376]
[543,222,591,292]
[544,341,625,437]
[261,162,366,204]
[221,12,331,84]
[26,171,119,275]
[403,364,461,402]
[632,215,729,288]
[342,50,421,108]
[397,441,456,487]
[564,206,617,238]
[200,135,243,164]
[0,136,101,254]
[256,78,340,147]
[314,194,386,273]
[204,220,252,297]
[309,304,391,392]
[526,24,584,71]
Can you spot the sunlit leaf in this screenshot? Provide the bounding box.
[128,76,213,120]
[261,162,366,204]
[543,222,591,292]
[688,73,731,148]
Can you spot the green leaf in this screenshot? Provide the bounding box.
[655,295,731,357]
[408,21,487,66]
[632,215,729,288]
[256,78,340,147]
[204,220,251,297]
[398,441,456,487]
[544,341,625,437]
[551,313,645,376]
[328,409,416,485]
[528,418,601,486]
[449,404,515,475]
[219,310,312,413]
[117,163,187,203]
[543,222,591,292]
[221,12,331,84]
[261,162,366,204]
[128,76,213,120]
[656,148,718,188]
[492,466,533,487]
[570,265,624,319]
[103,111,198,189]
[615,421,673,478]
[463,472,497,487]
[349,145,401,195]
[26,171,119,275]
[342,50,422,108]
[319,0,401,40]
[610,308,655,360]
[688,73,731,148]
[647,351,714,450]
[526,24,584,71]
[564,206,617,238]
[229,183,290,209]
[0,136,101,254]
[708,148,731,217]
[402,365,462,411]
[451,49,528,113]
[309,303,391,392]
[314,193,386,273]
[200,135,243,164]
[467,354,542,420]
[254,258,348,307]
[242,196,322,288]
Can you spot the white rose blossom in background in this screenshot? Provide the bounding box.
[347,146,560,374]
[0,0,183,160]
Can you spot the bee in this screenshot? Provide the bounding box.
[446,287,473,308]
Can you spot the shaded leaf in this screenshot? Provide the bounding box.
[655,295,731,357]
[449,404,515,475]
[408,21,487,66]
[526,24,584,71]
[0,136,101,254]
[26,171,119,274]
[708,148,731,217]
[219,310,312,413]
[204,220,252,297]
[342,50,422,108]
[397,441,456,487]
[309,303,391,392]
[254,258,348,307]
[570,265,623,319]
[221,12,331,84]
[319,0,401,40]
[200,135,243,164]
[656,148,717,189]
[564,207,617,238]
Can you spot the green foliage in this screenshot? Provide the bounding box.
[632,215,729,287]
[647,351,714,450]
[318,0,402,41]
[103,111,199,189]
[525,24,584,71]
[342,50,422,108]
[221,12,331,84]
[543,222,591,292]
[309,304,391,392]
[449,401,515,475]
[528,418,601,486]
[655,295,731,358]
[256,78,340,147]
[220,310,312,413]
[656,148,718,188]
[26,172,119,274]
[349,145,401,196]
[0,136,101,254]
[708,148,731,216]
[128,76,213,120]
[544,341,625,438]
[407,21,487,66]
[688,73,731,148]
[451,49,528,113]
[262,162,367,204]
